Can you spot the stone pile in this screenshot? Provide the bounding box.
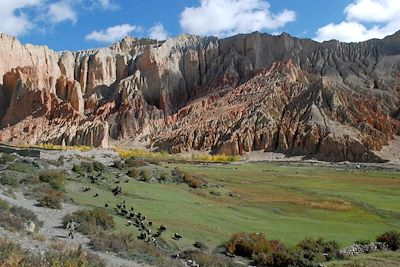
[339,242,388,257]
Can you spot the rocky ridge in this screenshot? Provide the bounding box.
[0,32,399,162]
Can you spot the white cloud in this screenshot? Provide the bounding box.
[315,0,400,42]
[0,0,43,36]
[345,0,400,23]
[149,23,168,40]
[85,24,138,43]
[48,1,78,24]
[96,0,118,10]
[179,0,296,37]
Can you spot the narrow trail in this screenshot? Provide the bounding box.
[0,190,148,267]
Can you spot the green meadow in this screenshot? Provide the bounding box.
[66,162,400,250]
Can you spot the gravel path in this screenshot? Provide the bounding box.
[0,190,148,267]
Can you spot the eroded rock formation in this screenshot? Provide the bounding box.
[0,32,399,161]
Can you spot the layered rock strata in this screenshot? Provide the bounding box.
[0,32,399,161]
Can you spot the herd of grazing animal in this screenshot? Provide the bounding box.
[81,172,183,245]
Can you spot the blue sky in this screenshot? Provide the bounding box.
[2,0,400,51]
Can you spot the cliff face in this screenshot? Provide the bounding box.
[0,32,399,161]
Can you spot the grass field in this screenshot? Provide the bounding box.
[327,251,400,266]
[66,161,400,250]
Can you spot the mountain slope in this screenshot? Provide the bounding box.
[0,32,399,162]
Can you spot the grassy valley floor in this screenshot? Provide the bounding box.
[66,161,400,250]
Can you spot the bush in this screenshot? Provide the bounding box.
[10,205,43,228]
[91,231,185,266]
[226,233,340,267]
[252,249,294,267]
[0,199,10,211]
[295,238,339,262]
[0,238,105,267]
[0,153,16,164]
[182,250,241,267]
[127,168,140,178]
[0,199,42,232]
[113,160,125,169]
[91,231,136,253]
[6,161,36,173]
[47,242,105,267]
[140,169,152,182]
[377,231,400,251]
[38,186,64,209]
[39,171,66,191]
[158,173,168,183]
[226,232,282,257]
[0,173,18,187]
[93,161,105,172]
[183,173,206,188]
[125,157,148,167]
[63,208,115,235]
[0,238,33,265]
[193,241,208,250]
[172,167,206,188]
[20,175,40,185]
[73,161,105,174]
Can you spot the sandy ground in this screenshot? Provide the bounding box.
[373,136,400,165]
[0,190,147,267]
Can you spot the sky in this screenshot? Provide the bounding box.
[2,0,400,51]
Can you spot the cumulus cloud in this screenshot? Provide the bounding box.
[48,1,78,24]
[85,24,138,43]
[179,0,296,37]
[0,0,43,36]
[315,0,400,42]
[148,23,168,40]
[0,0,121,37]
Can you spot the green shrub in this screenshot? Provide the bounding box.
[63,208,115,235]
[73,161,105,174]
[0,153,16,164]
[113,160,125,170]
[377,231,400,251]
[20,175,40,185]
[252,249,294,267]
[38,186,63,209]
[39,171,66,191]
[91,231,136,253]
[158,173,168,183]
[295,238,339,262]
[140,169,152,182]
[6,161,35,173]
[125,158,148,167]
[193,241,208,250]
[226,233,339,267]
[0,199,10,211]
[73,162,94,173]
[127,168,140,178]
[0,174,18,187]
[93,161,105,172]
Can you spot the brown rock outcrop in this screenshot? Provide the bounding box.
[0,32,399,161]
